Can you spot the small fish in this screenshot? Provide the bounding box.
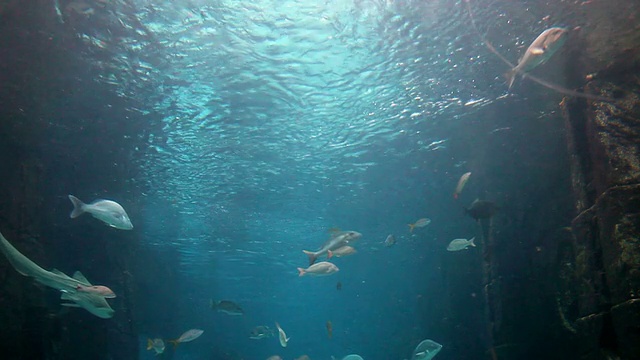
[76,284,116,298]
[326,320,333,339]
[250,325,275,340]
[336,281,342,291]
[331,246,357,257]
[505,27,568,90]
[297,262,339,277]
[454,172,472,199]
[68,195,133,230]
[210,299,244,315]
[447,237,476,251]
[464,199,499,221]
[168,329,204,348]
[275,322,290,347]
[408,218,431,233]
[384,234,396,247]
[303,231,362,265]
[147,338,165,355]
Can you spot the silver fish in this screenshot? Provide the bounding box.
[68,195,133,230]
[506,27,568,89]
[297,261,339,277]
[303,231,361,265]
[275,322,289,347]
[454,172,471,199]
[408,218,431,233]
[446,237,476,251]
[384,234,396,247]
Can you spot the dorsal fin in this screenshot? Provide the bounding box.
[51,268,66,276]
[73,271,92,285]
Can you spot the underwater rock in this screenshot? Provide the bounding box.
[611,299,640,359]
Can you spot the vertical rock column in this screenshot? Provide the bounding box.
[562,70,640,359]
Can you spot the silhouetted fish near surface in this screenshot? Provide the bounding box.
[336,281,342,291]
[464,199,499,221]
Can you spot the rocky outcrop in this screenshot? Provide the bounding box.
[561,58,640,359]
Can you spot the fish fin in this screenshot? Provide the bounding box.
[302,250,317,265]
[72,271,92,285]
[297,268,305,277]
[504,68,517,90]
[530,47,544,55]
[51,268,67,276]
[327,250,333,259]
[168,339,180,349]
[68,195,86,218]
[147,339,153,350]
[408,223,415,233]
[60,291,75,301]
[470,237,476,247]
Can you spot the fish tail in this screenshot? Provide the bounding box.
[209,299,216,310]
[169,339,180,349]
[327,250,333,259]
[408,223,415,233]
[68,195,86,218]
[146,339,153,350]
[297,267,306,277]
[470,237,476,247]
[504,68,517,90]
[302,250,317,265]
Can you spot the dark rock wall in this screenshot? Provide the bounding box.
[561,65,640,360]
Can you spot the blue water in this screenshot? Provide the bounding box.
[9,0,591,359]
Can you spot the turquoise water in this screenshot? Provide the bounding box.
[1,0,595,358]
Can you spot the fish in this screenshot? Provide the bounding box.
[68,195,133,230]
[331,246,357,257]
[249,325,275,340]
[384,234,396,247]
[0,231,115,318]
[297,261,339,277]
[303,230,362,265]
[76,284,116,298]
[295,356,311,360]
[464,199,499,221]
[326,320,333,339]
[266,356,283,360]
[210,299,244,315]
[410,339,442,360]
[454,172,472,199]
[169,329,204,348]
[336,281,342,291]
[446,237,476,251]
[505,27,568,90]
[408,218,431,233]
[275,322,289,347]
[147,338,165,355]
